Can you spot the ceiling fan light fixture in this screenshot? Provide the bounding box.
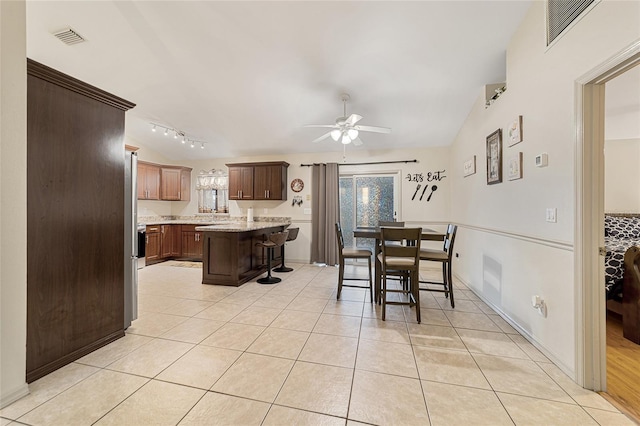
[341,134,351,145]
[331,129,341,141]
[347,129,359,139]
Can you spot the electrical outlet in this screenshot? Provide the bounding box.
[546,208,557,223]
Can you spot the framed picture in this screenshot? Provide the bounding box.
[507,115,523,146]
[508,152,523,180]
[463,155,476,177]
[486,129,502,185]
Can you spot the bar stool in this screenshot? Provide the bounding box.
[273,227,299,273]
[256,230,289,284]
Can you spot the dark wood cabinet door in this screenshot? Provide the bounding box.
[171,225,182,256]
[228,166,254,200]
[161,168,181,201]
[254,165,284,200]
[138,162,160,200]
[180,169,191,201]
[160,225,172,258]
[146,229,161,262]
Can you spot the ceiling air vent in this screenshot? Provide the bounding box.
[547,0,597,46]
[52,28,85,45]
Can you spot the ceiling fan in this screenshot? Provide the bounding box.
[305,93,391,146]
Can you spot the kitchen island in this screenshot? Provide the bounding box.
[195,221,290,286]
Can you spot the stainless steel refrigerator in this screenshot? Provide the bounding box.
[124,150,139,329]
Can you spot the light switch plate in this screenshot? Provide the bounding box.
[303,208,312,215]
[546,208,557,223]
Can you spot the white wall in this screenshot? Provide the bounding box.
[450,1,640,376]
[0,0,29,407]
[605,139,640,213]
[133,142,450,263]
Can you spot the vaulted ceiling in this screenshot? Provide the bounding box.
[26,1,533,160]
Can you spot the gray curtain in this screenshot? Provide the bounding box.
[311,163,339,265]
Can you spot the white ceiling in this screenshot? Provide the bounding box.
[26,1,533,161]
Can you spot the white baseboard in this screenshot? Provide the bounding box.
[454,272,577,381]
[0,382,29,409]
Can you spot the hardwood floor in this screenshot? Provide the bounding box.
[606,312,640,421]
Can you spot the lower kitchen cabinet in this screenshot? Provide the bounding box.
[160,224,181,258]
[181,225,203,260]
[146,225,161,264]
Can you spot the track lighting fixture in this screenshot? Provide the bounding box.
[150,122,208,150]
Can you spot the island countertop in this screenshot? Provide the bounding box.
[195,221,290,233]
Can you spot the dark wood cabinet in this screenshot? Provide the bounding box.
[27,59,135,382]
[227,161,288,201]
[160,167,191,201]
[146,225,161,263]
[181,225,203,260]
[170,225,182,256]
[138,162,160,200]
[160,225,173,258]
[228,166,254,200]
[254,164,286,200]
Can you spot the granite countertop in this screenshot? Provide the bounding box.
[142,220,229,226]
[195,221,290,232]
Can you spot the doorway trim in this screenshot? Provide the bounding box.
[575,40,640,390]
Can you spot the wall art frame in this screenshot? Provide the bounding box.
[486,129,502,185]
[463,155,476,177]
[507,115,523,146]
[508,152,523,180]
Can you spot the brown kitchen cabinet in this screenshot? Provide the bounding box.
[254,164,287,200]
[161,167,191,201]
[228,166,254,200]
[226,161,289,201]
[160,224,181,258]
[181,225,203,260]
[146,225,161,263]
[138,161,160,200]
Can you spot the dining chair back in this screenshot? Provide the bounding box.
[336,223,373,302]
[419,224,457,307]
[378,227,422,322]
[378,221,405,227]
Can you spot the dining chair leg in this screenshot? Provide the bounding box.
[447,263,455,308]
[367,257,373,303]
[337,260,344,300]
[442,263,448,299]
[381,272,387,321]
[413,270,421,323]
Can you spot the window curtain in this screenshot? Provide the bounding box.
[311,163,339,265]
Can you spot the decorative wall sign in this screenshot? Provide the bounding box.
[463,156,476,177]
[486,129,502,185]
[290,178,304,192]
[507,115,523,146]
[405,169,446,202]
[508,152,523,180]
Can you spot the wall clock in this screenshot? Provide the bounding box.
[291,178,304,192]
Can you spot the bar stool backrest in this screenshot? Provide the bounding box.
[269,230,289,247]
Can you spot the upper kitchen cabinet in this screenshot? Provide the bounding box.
[227,161,289,201]
[160,166,191,201]
[228,165,254,200]
[138,161,160,200]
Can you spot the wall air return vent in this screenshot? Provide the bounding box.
[547,0,597,46]
[52,28,85,45]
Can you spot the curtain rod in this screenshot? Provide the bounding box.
[300,159,418,167]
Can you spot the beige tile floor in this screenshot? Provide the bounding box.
[1,262,635,426]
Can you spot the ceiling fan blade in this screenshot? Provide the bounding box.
[352,137,363,146]
[346,114,363,126]
[303,124,338,129]
[354,125,391,134]
[311,131,333,143]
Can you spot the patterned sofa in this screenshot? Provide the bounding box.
[605,214,640,300]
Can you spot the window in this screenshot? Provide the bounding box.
[339,172,400,250]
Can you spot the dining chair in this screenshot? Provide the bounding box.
[378,227,422,322]
[377,221,408,291]
[419,224,457,308]
[335,222,373,302]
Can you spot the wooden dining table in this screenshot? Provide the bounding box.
[353,226,445,303]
